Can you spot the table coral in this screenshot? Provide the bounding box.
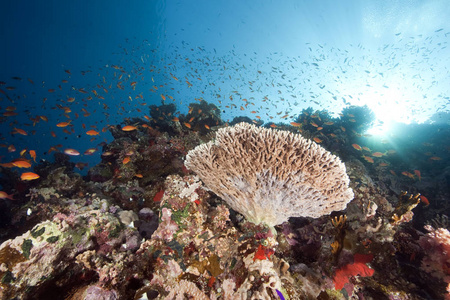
[185,122,354,231]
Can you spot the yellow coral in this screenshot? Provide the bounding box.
[331,215,347,229]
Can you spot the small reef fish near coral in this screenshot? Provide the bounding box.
[0,1,450,299]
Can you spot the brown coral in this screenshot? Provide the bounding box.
[185,122,353,229]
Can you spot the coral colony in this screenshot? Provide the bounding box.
[185,122,354,231]
[0,105,449,299]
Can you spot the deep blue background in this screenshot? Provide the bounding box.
[0,0,449,175]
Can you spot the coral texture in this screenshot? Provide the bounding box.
[185,122,354,228]
[419,225,450,285]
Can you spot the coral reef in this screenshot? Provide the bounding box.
[1,105,449,299]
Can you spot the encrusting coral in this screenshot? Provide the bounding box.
[185,122,354,230]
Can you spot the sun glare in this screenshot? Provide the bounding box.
[360,87,408,136]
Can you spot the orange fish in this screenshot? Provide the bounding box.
[401,171,415,179]
[352,144,362,151]
[0,162,15,168]
[429,156,441,161]
[204,124,210,130]
[123,157,131,164]
[64,148,80,156]
[8,145,16,153]
[362,155,374,163]
[184,122,192,129]
[12,160,32,168]
[372,152,384,157]
[86,130,99,136]
[3,111,18,117]
[390,170,397,176]
[172,117,180,122]
[134,173,144,178]
[414,170,421,181]
[290,122,301,127]
[57,121,71,127]
[84,148,97,155]
[75,162,88,170]
[313,137,323,143]
[270,124,277,128]
[0,191,14,200]
[379,162,389,167]
[419,195,429,206]
[21,172,40,181]
[102,151,114,157]
[48,146,59,154]
[122,125,137,131]
[13,128,28,136]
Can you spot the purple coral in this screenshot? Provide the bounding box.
[84,285,118,300]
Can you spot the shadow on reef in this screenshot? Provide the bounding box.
[0,101,449,299]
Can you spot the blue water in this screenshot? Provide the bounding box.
[0,0,449,175]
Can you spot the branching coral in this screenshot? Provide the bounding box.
[185,122,354,230]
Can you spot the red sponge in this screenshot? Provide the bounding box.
[333,253,375,290]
